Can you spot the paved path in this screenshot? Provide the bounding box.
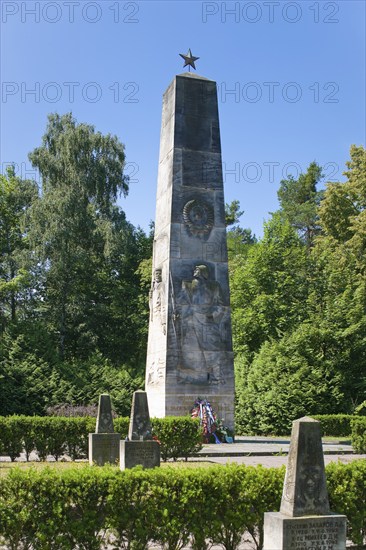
[186,436,365,467]
[197,435,354,455]
[189,453,365,467]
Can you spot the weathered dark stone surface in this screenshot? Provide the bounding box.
[263,417,347,549]
[145,72,235,429]
[89,393,119,466]
[120,391,160,470]
[128,390,153,441]
[120,440,160,470]
[95,393,114,434]
[88,433,120,466]
[281,417,330,517]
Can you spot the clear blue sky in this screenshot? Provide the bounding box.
[1,0,365,237]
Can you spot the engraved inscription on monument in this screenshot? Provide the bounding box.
[284,517,346,549]
[120,441,160,470]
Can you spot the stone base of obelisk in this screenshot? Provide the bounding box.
[120,440,160,470]
[166,391,234,431]
[263,512,347,550]
[89,433,120,466]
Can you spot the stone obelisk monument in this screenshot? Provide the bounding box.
[145,51,235,430]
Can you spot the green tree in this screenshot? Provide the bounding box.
[233,150,366,433]
[0,167,38,330]
[231,214,308,357]
[236,324,345,435]
[278,161,324,246]
[225,200,256,259]
[319,145,366,262]
[27,113,145,364]
[225,200,244,227]
[0,114,154,415]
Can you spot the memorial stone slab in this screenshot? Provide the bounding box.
[89,393,120,466]
[264,513,347,550]
[96,394,114,433]
[281,416,330,517]
[128,390,153,440]
[120,390,160,470]
[145,72,235,430]
[89,433,120,467]
[120,440,160,470]
[263,417,347,550]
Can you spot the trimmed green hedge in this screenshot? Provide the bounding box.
[327,459,366,546]
[152,416,202,461]
[0,461,365,549]
[0,416,201,462]
[351,417,366,454]
[313,414,363,437]
[0,416,97,462]
[0,464,283,549]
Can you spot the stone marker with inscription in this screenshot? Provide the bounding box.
[263,416,347,550]
[120,390,160,470]
[89,394,120,466]
[145,67,235,430]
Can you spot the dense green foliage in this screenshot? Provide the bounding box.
[233,146,366,434]
[0,114,151,416]
[0,349,143,417]
[313,414,363,437]
[0,415,202,462]
[151,416,202,461]
[351,417,366,453]
[327,460,366,546]
[0,166,38,330]
[0,461,365,549]
[0,464,282,550]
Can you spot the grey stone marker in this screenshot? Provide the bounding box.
[263,416,347,550]
[120,390,160,470]
[89,394,120,466]
[145,72,235,430]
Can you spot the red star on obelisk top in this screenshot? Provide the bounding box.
[179,49,200,71]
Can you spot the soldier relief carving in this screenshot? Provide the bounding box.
[149,268,166,334]
[183,199,214,237]
[172,264,229,385]
[147,268,166,386]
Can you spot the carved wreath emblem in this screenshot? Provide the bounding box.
[183,200,214,237]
